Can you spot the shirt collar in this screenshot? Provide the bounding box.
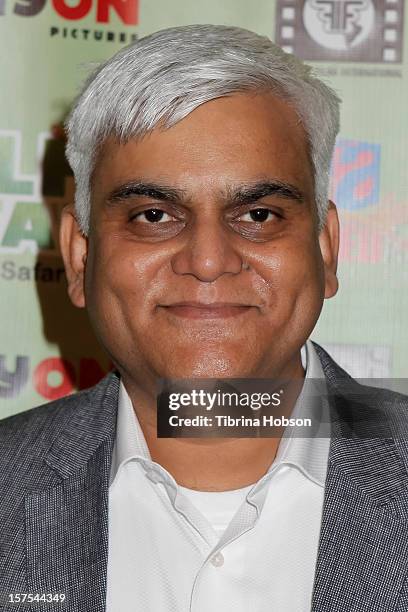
[273,340,329,487]
[109,339,330,488]
[109,381,151,486]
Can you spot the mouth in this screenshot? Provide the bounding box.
[158,302,256,319]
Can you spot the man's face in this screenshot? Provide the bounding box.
[62,93,339,389]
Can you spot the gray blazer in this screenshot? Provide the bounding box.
[1,343,408,612]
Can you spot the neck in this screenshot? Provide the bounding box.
[121,355,305,491]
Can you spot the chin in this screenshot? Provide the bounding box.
[161,350,253,379]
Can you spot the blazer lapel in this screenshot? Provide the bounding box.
[25,372,119,612]
[311,344,408,611]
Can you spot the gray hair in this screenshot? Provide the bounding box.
[65,24,340,234]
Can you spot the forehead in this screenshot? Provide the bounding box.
[92,92,313,196]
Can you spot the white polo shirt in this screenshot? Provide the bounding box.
[106,340,330,611]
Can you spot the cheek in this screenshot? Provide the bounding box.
[85,240,168,324]
[255,238,323,296]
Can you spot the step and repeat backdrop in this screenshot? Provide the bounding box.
[0,0,407,417]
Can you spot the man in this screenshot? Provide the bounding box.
[1,24,407,612]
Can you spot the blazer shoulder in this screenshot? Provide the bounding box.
[0,372,118,470]
[313,340,408,443]
[313,340,408,399]
[1,385,90,435]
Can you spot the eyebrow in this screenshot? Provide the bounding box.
[227,181,304,206]
[105,179,304,207]
[106,181,186,206]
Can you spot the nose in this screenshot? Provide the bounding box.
[170,216,244,282]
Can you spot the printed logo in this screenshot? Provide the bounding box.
[304,0,374,50]
[0,131,57,254]
[0,354,110,399]
[0,0,139,43]
[330,139,381,210]
[275,0,404,63]
[328,140,408,265]
[0,0,138,23]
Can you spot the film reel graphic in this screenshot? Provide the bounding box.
[275,0,404,63]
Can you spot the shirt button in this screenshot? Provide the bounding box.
[210,552,224,567]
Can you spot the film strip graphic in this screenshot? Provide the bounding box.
[275,0,404,63]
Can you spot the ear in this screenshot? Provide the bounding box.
[318,201,340,299]
[59,204,88,308]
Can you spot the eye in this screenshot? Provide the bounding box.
[131,208,174,223]
[238,208,278,223]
